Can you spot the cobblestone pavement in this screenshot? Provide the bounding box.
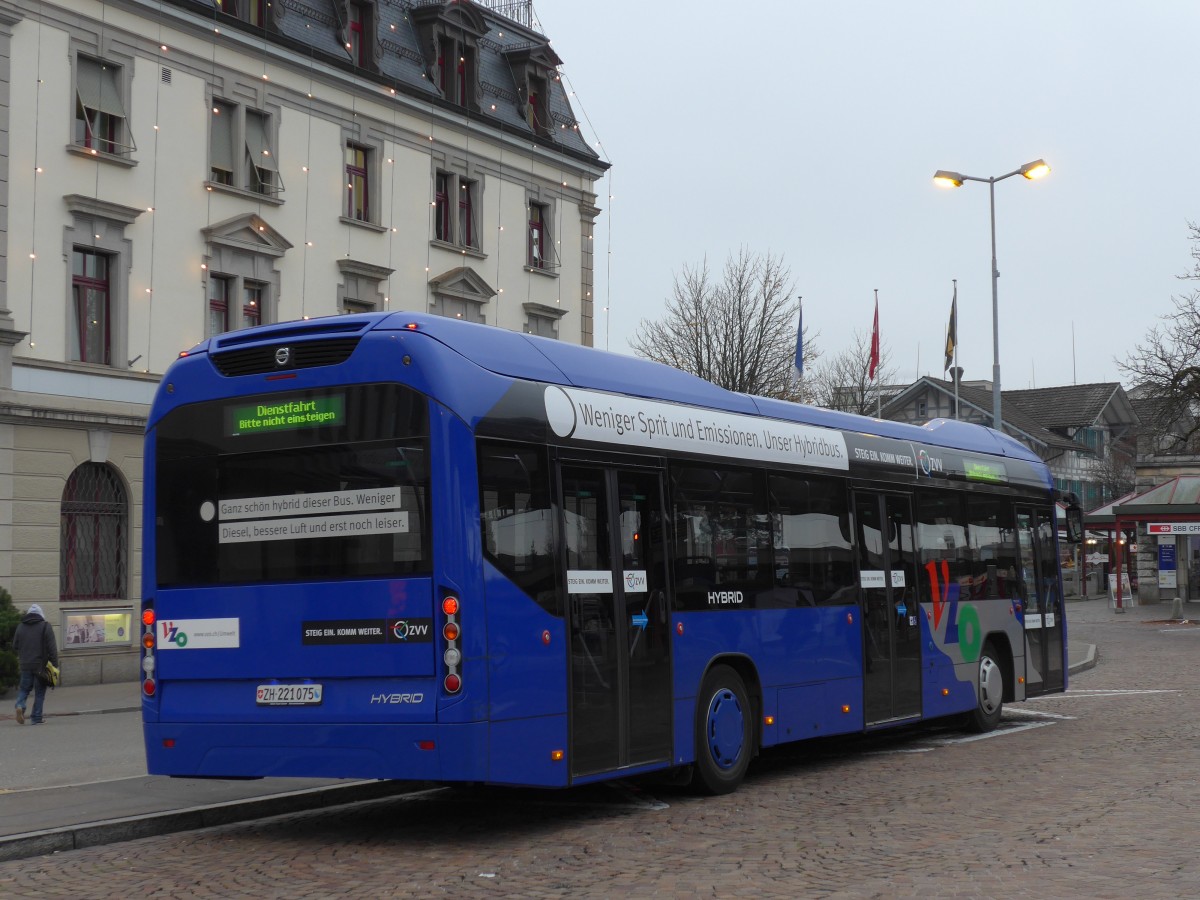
[2,598,1197,899]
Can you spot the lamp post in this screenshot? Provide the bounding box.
[933,159,1050,430]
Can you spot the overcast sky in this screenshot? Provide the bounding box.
[537,1,1199,391]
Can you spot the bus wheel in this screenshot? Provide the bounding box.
[966,641,1004,733]
[694,665,752,795]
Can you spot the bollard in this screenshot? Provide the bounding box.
[1171,597,1184,620]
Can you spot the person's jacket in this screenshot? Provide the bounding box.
[13,612,59,674]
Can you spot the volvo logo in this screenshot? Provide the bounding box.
[274,347,291,367]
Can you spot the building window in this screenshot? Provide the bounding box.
[526,73,549,135]
[61,462,128,600]
[243,281,265,329]
[458,178,476,249]
[523,302,565,338]
[348,2,365,64]
[208,101,282,198]
[71,248,111,365]
[528,201,550,269]
[208,275,231,337]
[432,171,478,248]
[74,56,131,157]
[244,109,278,195]
[346,143,370,222]
[434,172,451,242]
[338,258,392,313]
[228,0,267,27]
[209,100,235,185]
[436,35,475,109]
[205,274,269,333]
[917,400,927,418]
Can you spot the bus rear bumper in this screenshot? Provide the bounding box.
[144,721,489,782]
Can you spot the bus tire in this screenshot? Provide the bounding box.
[694,665,753,795]
[966,641,1004,733]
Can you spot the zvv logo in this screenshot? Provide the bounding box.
[161,621,188,647]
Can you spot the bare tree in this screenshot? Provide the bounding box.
[1088,449,1136,508]
[807,329,896,416]
[1120,222,1200,446]
[630,249,818,400]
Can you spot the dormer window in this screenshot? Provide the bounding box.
[225,0,267,27]
[348,2,365,66]
[343,2,377,71]
[412,2,487,113]
[503,42,563,139]
[526,73,548,135]
[437,36,476,108]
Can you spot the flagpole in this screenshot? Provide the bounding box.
[874,289,881,418]
[952,279,959,420]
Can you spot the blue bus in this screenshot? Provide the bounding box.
[141,312,1077,794]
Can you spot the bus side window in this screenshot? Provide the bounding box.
[767,472,855,606]
[477,440,560,616]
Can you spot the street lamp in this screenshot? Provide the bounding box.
[932,159,1050,430]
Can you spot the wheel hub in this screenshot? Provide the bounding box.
[707,688,745,770]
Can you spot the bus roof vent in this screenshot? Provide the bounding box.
[211,337,361,377]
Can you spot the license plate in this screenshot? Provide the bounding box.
[256,683,323,706]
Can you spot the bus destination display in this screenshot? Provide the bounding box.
[226,395,345,436]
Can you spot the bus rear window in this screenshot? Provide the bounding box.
[155,384,430,587]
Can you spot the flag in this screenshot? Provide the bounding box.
[944,283,957,373]
[868,296,880,381]
[793,302,804,378]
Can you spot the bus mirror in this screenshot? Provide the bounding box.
[1064,506,1083,544]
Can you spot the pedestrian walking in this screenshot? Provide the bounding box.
[13,603,59,725]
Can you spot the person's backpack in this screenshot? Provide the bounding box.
[42,659,60,688]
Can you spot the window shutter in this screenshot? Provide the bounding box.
[77,57,126,117]
[245,111,276,172]
[210,103,234,172]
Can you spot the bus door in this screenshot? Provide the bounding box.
[1016,505,1065,694]
[854,491,922,726]
[560,464,673,779]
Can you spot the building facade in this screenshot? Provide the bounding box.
[0,0,605,682]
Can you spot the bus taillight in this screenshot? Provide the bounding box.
[442,591,462,693]
[142,601,156,699]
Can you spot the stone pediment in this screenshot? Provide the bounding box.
[428,266,496,305]
[202,213,293,258]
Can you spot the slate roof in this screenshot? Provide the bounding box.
[882,376,1082,453]
[163,0,602,165]
[1002,383,1130,429]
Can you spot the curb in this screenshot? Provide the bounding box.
[1069,643,1098,675]
[0,779,419,863]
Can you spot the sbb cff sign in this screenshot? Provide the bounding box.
[1147,523,1200,535]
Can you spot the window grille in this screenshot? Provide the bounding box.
[60,463,128,600]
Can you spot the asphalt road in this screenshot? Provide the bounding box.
[2,598,1197,898]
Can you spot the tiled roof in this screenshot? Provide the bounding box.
[1002,383,1125,428]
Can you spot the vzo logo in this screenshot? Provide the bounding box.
[161,621,188,647]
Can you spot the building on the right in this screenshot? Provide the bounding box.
[882,374,1139,512]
